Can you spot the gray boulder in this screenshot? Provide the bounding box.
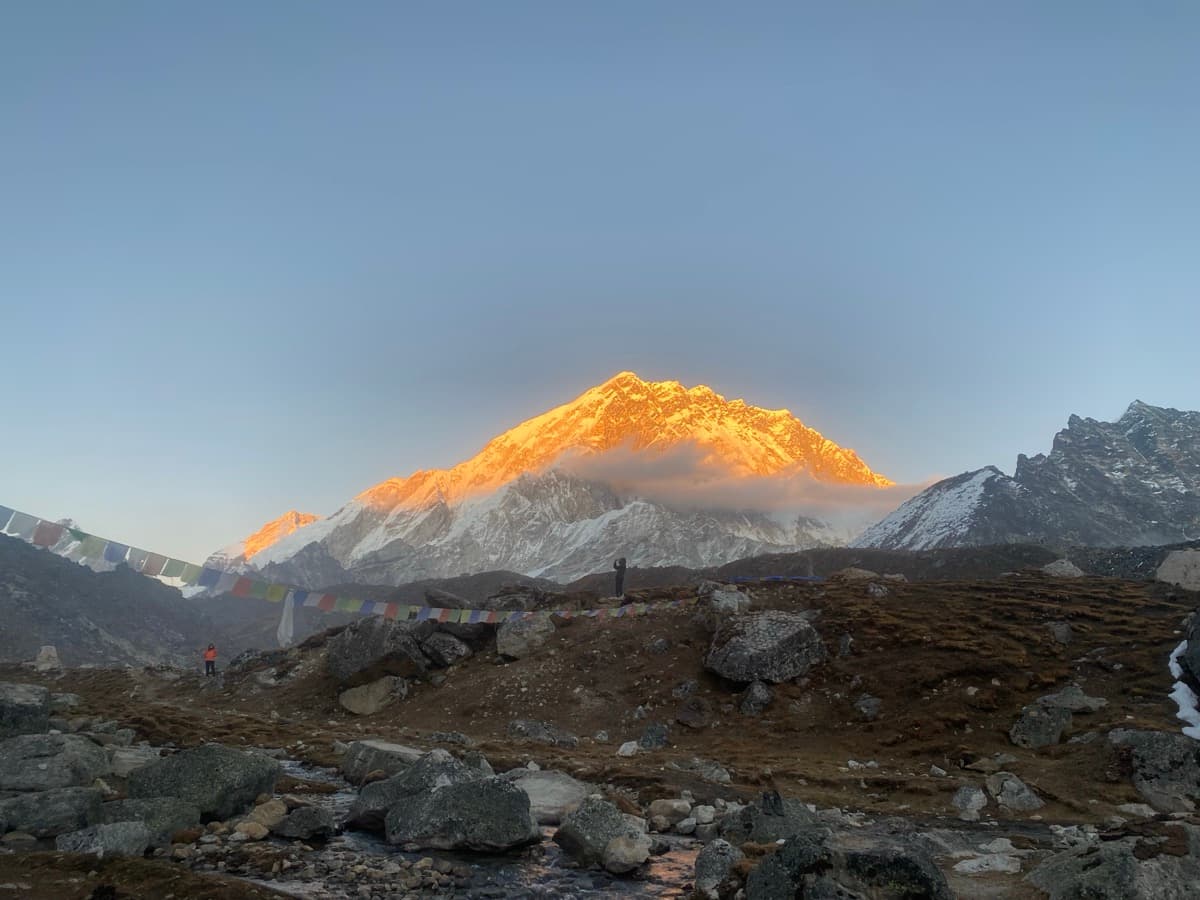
[506,719,578,748]
[740,681,774,716]
[0,786,102,837]
[108,746,162,778]
[344,748,481,832]
[705,610,826,684]
[99,798,202,846]
[0,683,50,739]
[421,632,472,667]
[326,616,429,684]
[56,821,151,857]
[1010,704,1072,748]
[952,785,988,821]
[127,744,280,821]
[504,769,592,826]
[833,834,954,900]
[338,676,408,716]
[986,772,1044,812]
[422,589,495,647]
[496,615,555,659]
[1043,559,1084,577]
[340,740,423,784]
[555,796,644,867]
[1028,825,1200,899]
[603,832,652,875]
[745,830,832,899]
[0,733,110,790]
[385,777,540,851]
[1039,684,1107,713]
[639,723,670,749]
[1109,729,1200,812]
[695,838,744,899]
[1179,613,1200,688]
[720,795,822,844]
[272,805,335,840]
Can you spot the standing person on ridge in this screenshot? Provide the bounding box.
[203,643,217,676]
[613,557,627,599]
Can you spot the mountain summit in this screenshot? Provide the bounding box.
[214,372,892,585]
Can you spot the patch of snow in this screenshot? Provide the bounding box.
[1168,641,1200,740]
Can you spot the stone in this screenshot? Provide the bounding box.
[55,821,150,857]
[0,787,102,837]
[693,805,716,825]
[340,740,423,784]
[1038,684,1107,713]
[1108,729,1200,812]
[703,589,752,618]
[719,795,821,844]
[1046,621,1074,645]
[127,744,280,822]
[504,769,592,826]
[855,694,882,721]
[985,772,1044,811]
[33,645,61,672]
[1029,825,1200,899]
[616,741,638,757]
[675,817,697,835]
[675,696,713,729]
[695,838,744,899]
[345,749,481,832]
[647,799,692,825]
[555,796,645,867]
[1043,559,1084,577]
[420,632,472,668]
[0,733,110,790]
[326,616,430,684]
[1157,549,1200,591]
[272,805,335,840]
[745,830,832,899]
[234,821,269,840]
[668,756,731,784]
[506,719,578,748]
[0,683,50,739]
[603,832,652,874]
[385,777,540,851]
[1009,704,1072,748]
[705,610,826,684]
[462,750,494,776]
[108,746,161,779]
[831,567,879,581]
[246,798,288,829]
[952,786,988,821]
[338,676,408,716]
[740,681,773,716]
[49,693,80,713]
[496,616,555,659]
[98,798,202,846]
[866,582,889,598]
[638,723,670,749]
[833,836,954,899]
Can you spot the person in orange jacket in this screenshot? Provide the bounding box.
[203,643,217,676]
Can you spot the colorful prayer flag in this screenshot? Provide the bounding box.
[336,597,363,613]
[196,567,222,588]
[32,521,65,547]
[104,542,129,564]
[67,527,88,542]
[215,572,239,593]
[179,563,203,584]
[0,506,13,531]
[231,577,253,597]
[141,553,167,577]
[292,590,310,606]
[126,548,149,571]
[318,595,336,612]
[265,584,287,603]
[161,558,186,578]
[79,536,107,559]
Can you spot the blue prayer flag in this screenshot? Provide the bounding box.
[104,542,129,564]
[197,567,222,588]
[0,506,12,531]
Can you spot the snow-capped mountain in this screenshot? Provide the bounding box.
[855,401,1200,551]
[212,372,892,587]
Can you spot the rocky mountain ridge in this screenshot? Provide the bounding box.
[855,401,1200,551]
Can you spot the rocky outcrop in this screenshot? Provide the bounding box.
[1109,729,1200,812]
[326,617,429,684]
[0,734,110,791]
[705,610,826,684]
[128,744,280,822]
[337,676,408,716]
[1028,824,1200,899]
[1158,549,1200,591]
[340,740,423,785]
[420,632,472,667]
[554,796,645,867]
[0,786,102,837]
[345,749,480,832]
[384,777,540,851]
[719,796,823,844]
[56,821,151,857]
[0,683,50,739]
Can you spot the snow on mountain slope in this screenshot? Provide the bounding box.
[852,468,1008,551]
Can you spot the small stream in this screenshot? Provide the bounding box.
[227,760,698,899]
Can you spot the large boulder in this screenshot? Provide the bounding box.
[603,832,652,875]
[99,798,202,846]
[338,676,408,716]
[344,749,480,832]
[695,838,745,899]
[719,796,822,845]
[1043,559,1084,577]
[1157,549,1200,592]
[56,821,151,857]
[745,830,832,899]
[1009,704,1072,748]
[385,777,540,851]
[1028,825,1200,899]
[1109,729,1200,812]
[108,746,162,778]
[503,769,592,826]
[421,632,472,668]
[326,617,430,684]
[496,616,555,659]
[340,740,423,785]
[0,787,102,837]
[1038,684,1107,713]
[423,589,495,647]
[0,734,110,791]
[128,744,280,822]
[33,646,61,672]
[705,611,826,684]
[985,772,1044,812]
[1180,614,1200,689]
[554,796,647,867]
[272,806,335,840]
[0,683,50,739]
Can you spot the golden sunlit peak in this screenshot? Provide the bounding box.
[243,510,320,559]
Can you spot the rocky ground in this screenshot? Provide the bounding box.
[2,569,1199,898]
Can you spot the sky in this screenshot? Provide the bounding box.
[2,1,1198,562]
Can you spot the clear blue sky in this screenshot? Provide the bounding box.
[3,1,1197,562]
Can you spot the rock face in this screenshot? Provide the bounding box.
[504,769,592,826]
[1028,825,1200,899]
[1109,729,1200,812]
[1182,616,1200,690]
[1009,705,1072,748]
[340,740,423,785]
[99,798,202,846]
[855,402,1200,550]
[421,632,472,667]
[0,683,50,738]
[345,749,481,832]
[33,645,61,671]
[554,796,645,867]
[705,611,826,684]
[326,617,430,684]
[1158,549,1200,591]
[695,838,744,899]
[385,777,540,851]
[56,821,151,857]
[337,676,408,716]
[496,616,555,659]
[0,786,102,837]
[128,744,280,822]
[0,734,110,791]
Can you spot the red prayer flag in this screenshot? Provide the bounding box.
[31,521,64,547]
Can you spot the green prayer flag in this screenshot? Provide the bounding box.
[265,584,287,603]
[68,528,88,542]
[179,564,202,585]
[161,559,186,578]
[336,597,363,613]
[248,580,269,600]
[79,536,107,559]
